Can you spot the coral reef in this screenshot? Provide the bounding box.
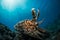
[0,23,60,40]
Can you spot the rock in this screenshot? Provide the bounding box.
[0,23,16,40]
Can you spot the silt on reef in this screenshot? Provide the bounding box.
[14,8,50,40]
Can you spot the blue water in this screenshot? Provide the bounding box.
[0,0,59,30]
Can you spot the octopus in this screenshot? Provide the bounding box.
[14,8,49,39]
[15,8,44,32]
